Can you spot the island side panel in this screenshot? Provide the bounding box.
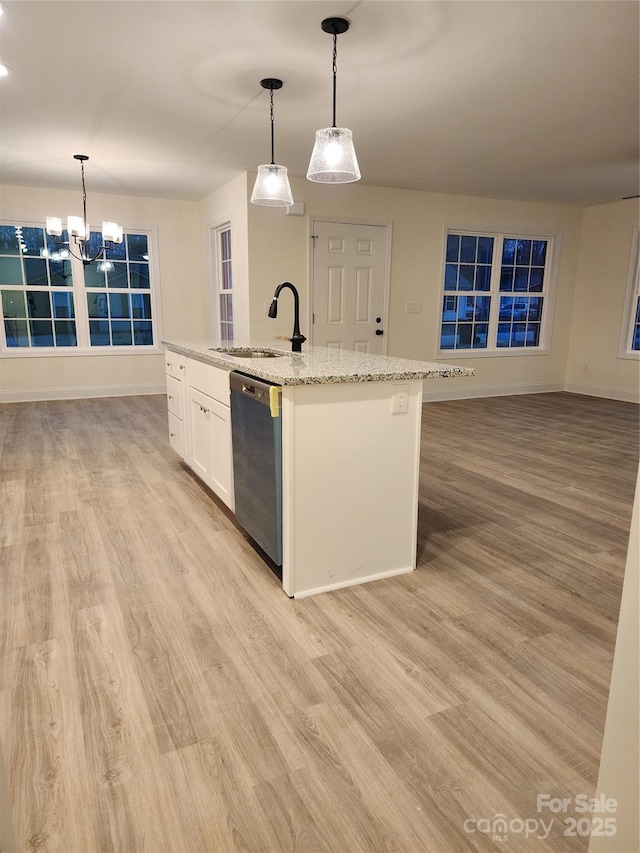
[281,379,423,598]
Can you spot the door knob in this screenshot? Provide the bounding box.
[375,329,384,336]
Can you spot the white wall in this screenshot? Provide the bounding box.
[0,184,201,401]
[588,467,640,853]
[198,173,250,341]
[247,173,585,399]
[566,199,639,401]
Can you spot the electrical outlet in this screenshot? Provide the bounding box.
[406,302,422,314]
[392,384,409,414]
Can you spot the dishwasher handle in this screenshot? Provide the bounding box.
[230,371,282,409]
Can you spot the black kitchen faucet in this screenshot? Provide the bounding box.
[267,282,307,352]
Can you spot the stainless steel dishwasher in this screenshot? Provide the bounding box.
[229,372,283,573]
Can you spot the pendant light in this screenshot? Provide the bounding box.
[307,17,360,184]
[251,78,294,207]
[45,154,123,265]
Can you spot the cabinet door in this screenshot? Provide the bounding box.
[187,387,234,511]
[188,388,213,484]
[168,411,184,457]
[208,397,234,511]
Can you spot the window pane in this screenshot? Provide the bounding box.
[50,259,72,287]
[527,297,543,321]
[21,227,45,257]
[220,229,231,262]
[473,296,491,322]
[87,292,109,318]
[54,320,77,347]
[514,267,529,291]
[220,322,233,343]
[27,291,52,318]
[106,262,128,289]
[133,321,153,345]
[126,234,148,261]
[84,262,107,288]
[474,323,488,347]
[89,320,111,346]
[105,239,126,261]
[633,297,640,351]
[444,264,458,290]
[500,266,514,291]
[460,235,477,263]
[516,240,532,264]
[440,323,456,349]
[85,232,104,261]
[129,263,150,289]
[52,291,75,319]
[5,318,29,346]
[0,256,23,285]
[457,324,473,349]
[222,261,232,291]
[131,293,151,319]
[24,258,48,286]
[0,226,21,255]
[109,293,130,318]
[526,323,541,347]
[458,265,474,290]
[532,241,547,266]
[475,265,491,291]
[220,293,233,322]
[29,319,54,346]
[477,237,494,264]
[111,321,132,345]
[446,234,460,262]
[529,268,545,292]
[497,323,511,347]
[2,290,26,318]
[502,239,517,264]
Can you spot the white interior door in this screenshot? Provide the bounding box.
[312,221,389,354]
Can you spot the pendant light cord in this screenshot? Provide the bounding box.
[332,31,338,128]
[270,88,276,165]
[80,159,88,238]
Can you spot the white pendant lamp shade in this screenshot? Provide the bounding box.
[307,17,361,185]
[251,78,294,207]
[307,127,360,183]
[251,163,294,206]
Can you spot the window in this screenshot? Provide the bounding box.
[620,231,640,356]
[215,224,233,342]
[0,222,158,352]
[0,225,76,348]
[439,231,553,354]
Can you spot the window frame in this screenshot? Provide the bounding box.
[436,226,559,359]
[212,221,234,343]
[617,229,640,360]
[0,220,163,356]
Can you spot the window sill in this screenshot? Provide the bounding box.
[1,346,164,358]
[436,347,550,359]
[617,350,640,360]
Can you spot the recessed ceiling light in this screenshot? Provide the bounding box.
[0,64,11,77]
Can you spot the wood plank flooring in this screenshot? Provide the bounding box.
[0,392,637,853]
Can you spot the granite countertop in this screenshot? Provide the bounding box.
[162,339,475,386]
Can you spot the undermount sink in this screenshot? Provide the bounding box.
[209,347,286,359]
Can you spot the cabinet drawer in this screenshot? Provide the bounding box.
[165,351,183,379]
[168,411,184,457]
[166,374,183,419]
[187,358,230,404]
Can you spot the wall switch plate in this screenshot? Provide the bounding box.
[392,383,409,414]
[406,302,422,314]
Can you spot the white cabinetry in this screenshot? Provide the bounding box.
[165,350,234,512]
[165,353,186,457]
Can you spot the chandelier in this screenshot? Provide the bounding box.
[46,154,123,265]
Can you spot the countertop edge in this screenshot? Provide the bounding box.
[162,340,475,385]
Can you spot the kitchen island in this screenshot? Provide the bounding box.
[162,340,473,597]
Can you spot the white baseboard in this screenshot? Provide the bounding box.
[0,382,166,404]
[563,381,640,404]
[422,380,564,402]
[293,565,414,599]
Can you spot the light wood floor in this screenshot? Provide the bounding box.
[0,392,637,853]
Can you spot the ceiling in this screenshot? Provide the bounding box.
[0,0,638,207]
